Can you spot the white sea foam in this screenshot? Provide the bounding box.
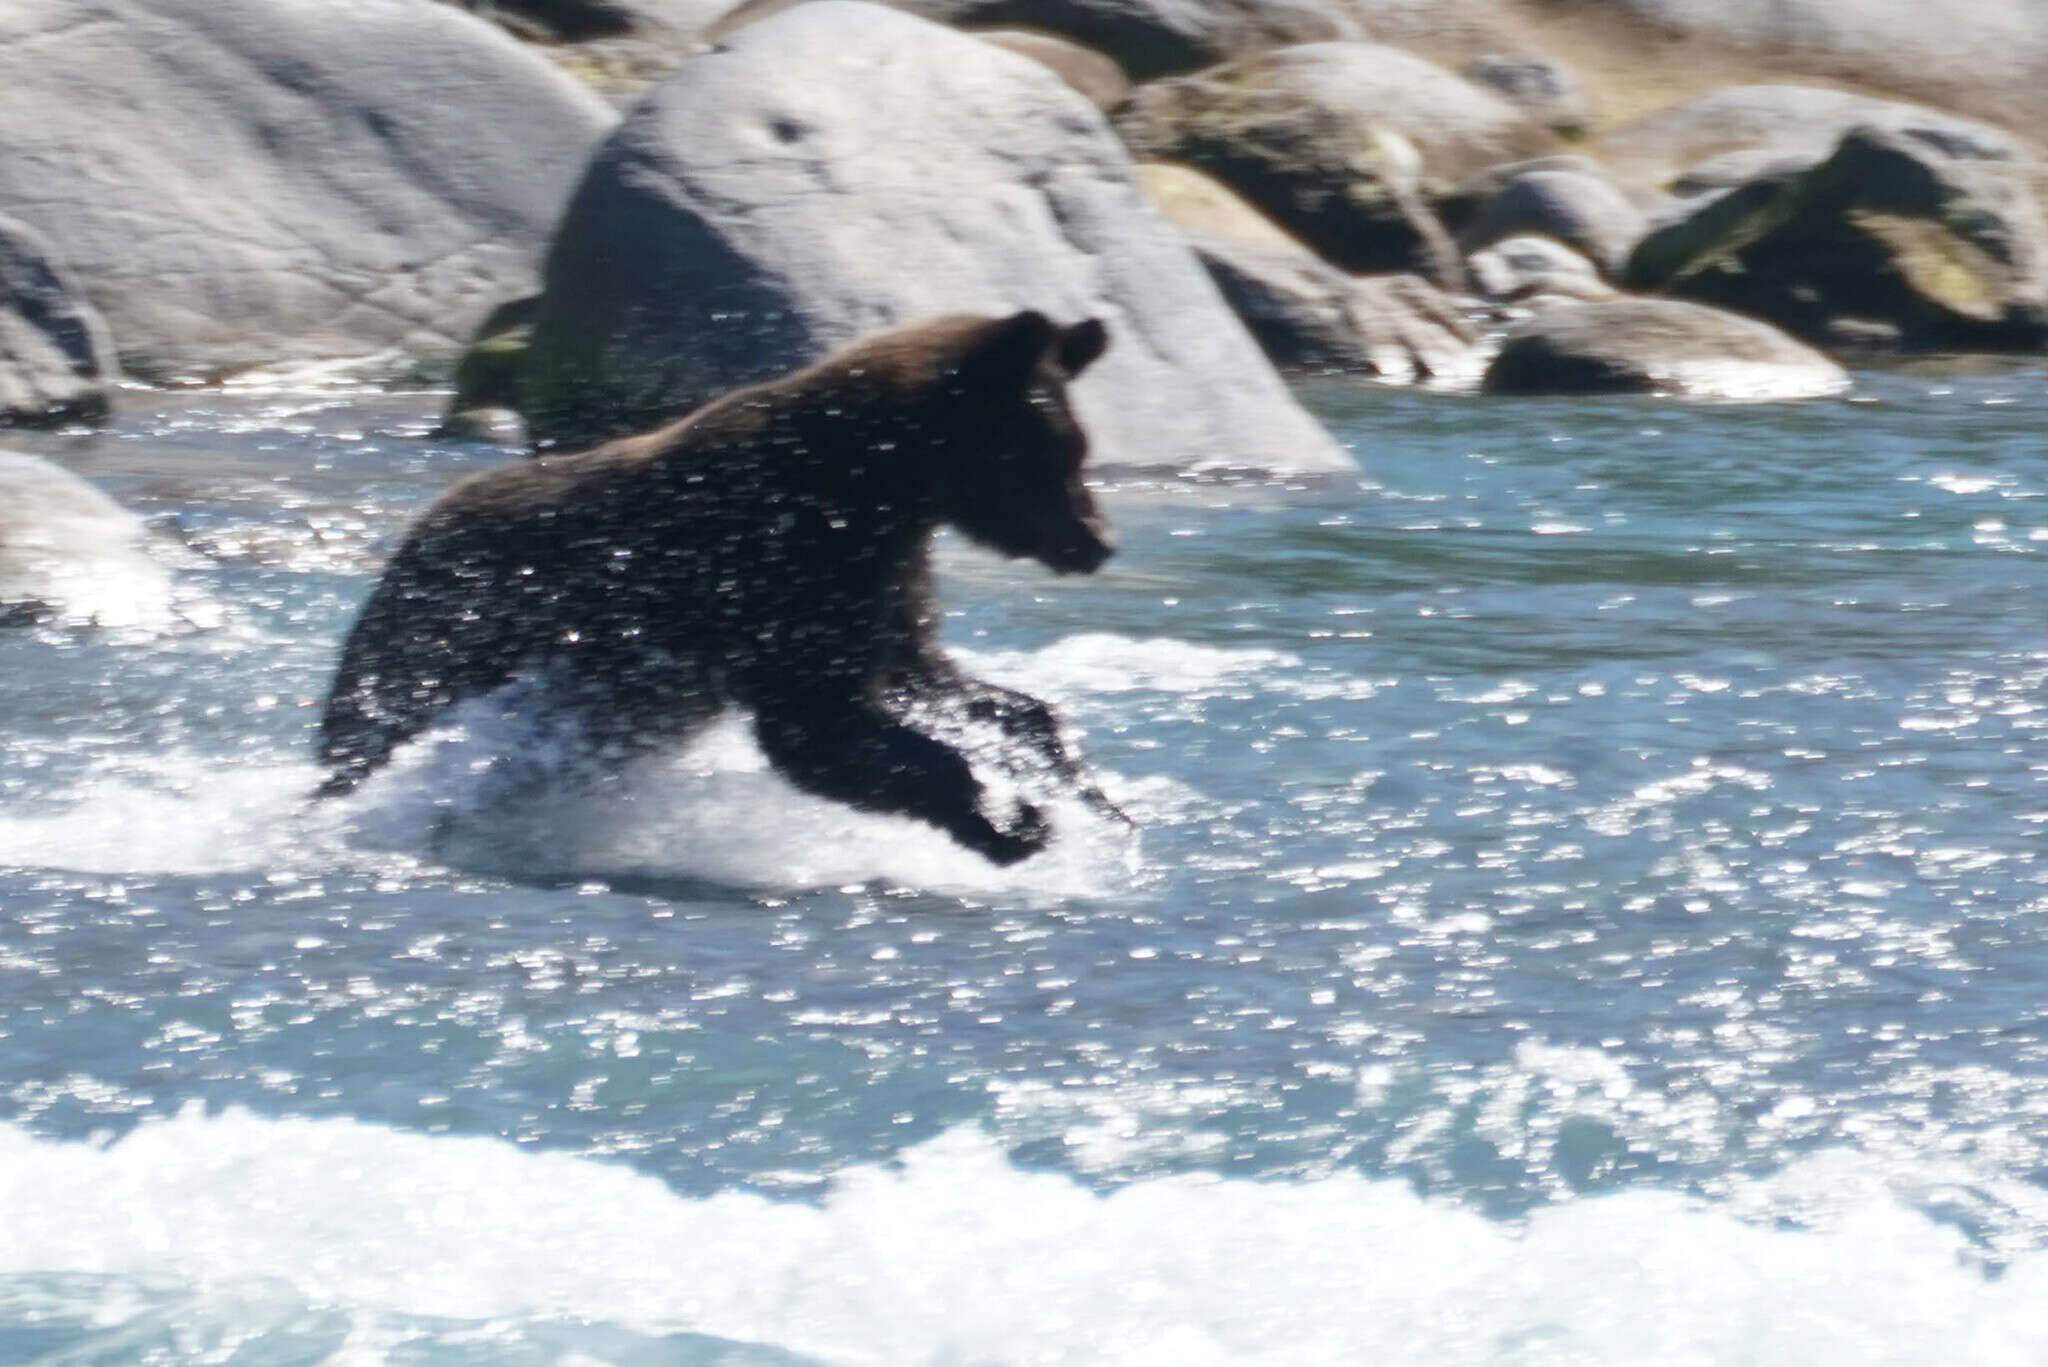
[1,1108,2044,1366]
[344,712,1146,900]
[956,632,1300,700]
[0,634,1277,894]
[0,756,345,877]
[0,450,195,633]
[0,722,1150,899]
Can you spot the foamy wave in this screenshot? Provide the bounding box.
[957,632,1301,700]
[0,450,198,633]
[0,634,1316,893]
[0,708,1148,897]
[1,1109,2043,1366]
[0,757,347,877]
[957,632,1385,707]
[343,712,1146,899]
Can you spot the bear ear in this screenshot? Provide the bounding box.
[1057,318,1109,378]
[959,310,1060,385]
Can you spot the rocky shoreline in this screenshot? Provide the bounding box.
[5,0,2048,466]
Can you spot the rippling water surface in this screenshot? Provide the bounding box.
[4,368,2048,1364]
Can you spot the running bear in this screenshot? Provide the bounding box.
[317,311,1120,865]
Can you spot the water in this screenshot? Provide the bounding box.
[3,366,2048,1363]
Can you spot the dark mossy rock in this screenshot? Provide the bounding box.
[975,30,1129,109]
[439,295,538,439]
[451,295,539,410]
[1190,233,1478,379]
[0,216,116,429]
[1481,296,1849,399]
[1624,125,2048,352]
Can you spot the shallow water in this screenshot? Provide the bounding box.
[4,367,2048,1363]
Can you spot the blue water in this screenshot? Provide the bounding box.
[3,367,2048,1363]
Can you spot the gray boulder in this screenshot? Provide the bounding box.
[1554,1,2048,133]
[1119,42,1557,188]
[1481,297,1849,400]
[705,0,1364,79]
[0,0,615,381]
[0,216,116,429]
[523,1,1349,473]
[1116,79,1455,279]
[1433,153,1625,232]
[1189,234,1478,379]
[1461,54,1590,137]
[0,453,174,629]
[1597,84,2024,191]
[1113,41,1563,280]
[1465,235,1611,303]
[1457,169,1648,278]
[1626,124,2048,351]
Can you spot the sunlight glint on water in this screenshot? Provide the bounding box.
[3,371,2048,1362]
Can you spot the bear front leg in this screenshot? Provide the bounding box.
[957,681,1131,827]
[753,698,1050,865]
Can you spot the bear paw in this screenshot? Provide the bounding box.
[959,799,1050,866]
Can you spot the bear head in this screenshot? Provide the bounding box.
[931,311,1115,576]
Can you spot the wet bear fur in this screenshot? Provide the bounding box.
[317,311,1121,865]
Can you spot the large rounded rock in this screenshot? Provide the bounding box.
[1189,233,1477,379]
[1433,153,1625,232]
[1626,124,2048,351]
[1461,53,1591,138]
[0,0,615,380]
[523,1,1349,473]
[1115,43,1565,271]
[0,453,174,629]
[1556,1,2048,134]
[1597,84,2024,192]
[1481,297,1850,400]
[1119,42,1557,188]
[1457,169,1647,278]
[706,0,1365,80]
[0,216,116,429]
[1465,235,1612,304]
[1118,105,1452,281]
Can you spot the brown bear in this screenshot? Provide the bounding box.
[317,310,1123,865]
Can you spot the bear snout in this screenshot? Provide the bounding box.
[1045,523,1115,575]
